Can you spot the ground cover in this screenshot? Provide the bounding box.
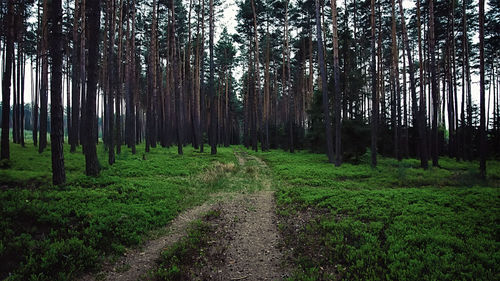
[151,149,288,281]
[0,143,238,281]
[249,149,500,280]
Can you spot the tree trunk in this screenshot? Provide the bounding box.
[401,31,409,158]
[251,0,261,153]
[429,0,439,167]
[479,0,486,177]
[171,0,184,155]
[286,0,293,153]
[315,0,334,163]
[209,0,217,154]
[331,0,342,166]
[417,0,428,169]
[116,0,123,155]
[126,0,134,153]
[33,0,41,147]
[20,28,25,147]
[370,0,377,166]
[1,0,14,160]
[391,0,401,160]
[85,0,101,176]
[39,0,49,153]
[80,0,87,152]
[107,0,116,165]
[263,30,270,151]
[64,0,71,147]
[13,43,18,145]
[49,0,66,185]
[71,0,80,152]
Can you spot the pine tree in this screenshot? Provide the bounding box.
[39,0,49,154]
[331,0,342,166]
[84,0,101,176]
[370,0,377,167]
[315,0,334,164]
[479,0,486,177]
[48,0,66,185]
[1,0,14,160]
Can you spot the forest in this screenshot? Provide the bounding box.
[0,0,499,280]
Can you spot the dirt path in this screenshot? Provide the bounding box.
[217,191,286,280]
[215,151,287,280]
[79,150,288,281]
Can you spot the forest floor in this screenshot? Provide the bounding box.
[79,150,289,281]
[1,143,499,280]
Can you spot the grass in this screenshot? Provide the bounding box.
[0,142,239,281]
[248,149,500,280]
[2,142,499,280]
[150,209,225,281]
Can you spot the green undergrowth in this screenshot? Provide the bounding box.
[249,149,500,190]
[150,208,225,280]
[248,149,500,280]
[0,143,238,281]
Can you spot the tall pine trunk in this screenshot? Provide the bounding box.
[71,0,80,152]
[391,0,401,160]
[49,0,66,185]
[85,0,101,176]
[251,0,261,153]
[429,0,439,167]
[370,0,377,166]
[479,0,486,177]
[417,0,428,169]
[107,0,116,165]
[33,1,41,147]
[209,0,217,154]
[80,0,87,152]
[315,0,334,163]
[116,0,123,155]
[39,0,49,153]
[1,0,14,160]
[331,0,342,166]
[172,0,184,155]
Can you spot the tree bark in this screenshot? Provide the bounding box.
[315,0,334,163]
[391,0,401,160]
[417,0,428,169]
[116,0,123,155]
[107,0,116,165]
[429,0,439,167]
[85,0,101,176]
[71,0,80,152]
[209,0,217,154]
[39,0,49,153]
[33,0,41,147]
[479,0,486,177]
[370,0,377,166]
[331,0,342,166]
[1,0,14,160]
[80,0,87,152]
[49,0,66,185]
[172,0,184,155]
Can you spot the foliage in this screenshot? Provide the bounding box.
[306,92,370,163]
[249,149,500,280]
[0,143,238,281]
[150,209,224,281]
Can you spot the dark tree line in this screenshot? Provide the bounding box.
[1,0,498,184]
